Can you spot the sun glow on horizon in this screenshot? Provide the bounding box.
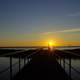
[48,41,54,51]
[48,40,56,46]
[47,40,56,51]
[48,42,53,46]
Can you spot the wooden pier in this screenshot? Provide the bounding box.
[13,50,70,80]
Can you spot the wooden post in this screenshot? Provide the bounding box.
[60,57,61,65]
[63,58,65,70]
[10,57,12,80]
[24,57,26,66]
[19,56,21,72]
[69,57,71,80]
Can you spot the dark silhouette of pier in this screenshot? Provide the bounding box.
[0,48,80,80]
[13,50,70,80]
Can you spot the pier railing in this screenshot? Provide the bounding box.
[55,50,80,80]
[0,48,80,80]
[0,49,40,80]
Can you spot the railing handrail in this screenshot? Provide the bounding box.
[60,50,80,57]
[65,61,80,74]
[27,49,41,58]
[55,50,80,77]
[0,48,41,75]
[0,50,26,57]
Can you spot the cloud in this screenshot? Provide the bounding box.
[42,28,80,35]
[55,28,80,33]
[67,12,80,17]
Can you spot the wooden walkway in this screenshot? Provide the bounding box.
[13,50,70,80]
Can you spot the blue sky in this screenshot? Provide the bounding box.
[0,0,80,46]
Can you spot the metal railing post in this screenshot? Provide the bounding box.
[63,58,65,70]
[24,57,26,66]
[19,56,21,72]
[10,57,12,80]
[60,57,61,65]
[69,57,71,80]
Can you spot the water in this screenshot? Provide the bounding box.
[0,58,80,80]
[0,47,80,80]
[55,46,80,50]
[1,46,80,50]
[59,59,80,80]
[0,57,28,80]
[55,46,80,80]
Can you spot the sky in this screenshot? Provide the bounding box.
[0,0,80,46]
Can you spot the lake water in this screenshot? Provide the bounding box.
[0,47,80,80]
[1,46,80,50]
[0,57,28,80]
[59,59,80,80]
[0,57,80,80]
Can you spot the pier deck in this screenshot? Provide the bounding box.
[14,50,70,80]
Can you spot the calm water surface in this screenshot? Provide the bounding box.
[0,47,80,80]
[60,59,80,80]
[0,57,28,80]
